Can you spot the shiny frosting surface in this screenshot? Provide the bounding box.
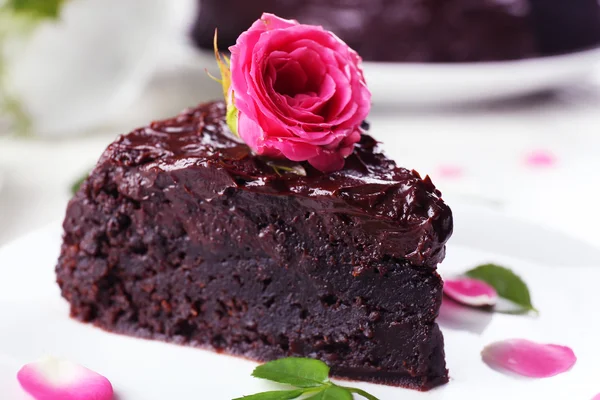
[102,101,453,267]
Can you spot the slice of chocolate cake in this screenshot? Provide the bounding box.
[56,101,453,390]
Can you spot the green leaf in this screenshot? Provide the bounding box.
[466,263,537,313]
[252,358,330,388]
[346,387,380,400]
[266,161,307,177]
[304,386,352,400]
[232,389,307,400]
[242,358,380,400]
[71,172,88,195]
[5,0,67,19]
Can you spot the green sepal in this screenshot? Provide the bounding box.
[226,97,239,136]
[213,30,239,136]
[266,161,307,177]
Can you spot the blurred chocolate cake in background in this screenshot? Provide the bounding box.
[191,0,600,62]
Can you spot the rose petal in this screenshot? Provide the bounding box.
[482,339,577,378]
[525,150,556,168]
[437,165,464,179]
[238,112,283,159]
[17,356,113,400]
[322,67,353,120]
[287,47,327,91]
[592,393,600,400]
[309,150,345,173]
[228,12,371,172]
[294,93,323,111]
[260,13,298,31]
[266,136,320,161]
[444,277,498,307]
[251,27,363,129]
[272,60,308,96]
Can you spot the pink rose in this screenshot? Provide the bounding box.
[229,13,371,172]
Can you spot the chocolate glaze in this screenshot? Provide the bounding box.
[56,101,452,390]
[106,102,452,267]
[191,0,600,62]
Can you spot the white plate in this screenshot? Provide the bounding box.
[1,209,599,400]
[363,48,600,106]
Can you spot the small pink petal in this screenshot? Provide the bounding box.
[17,357,113,400]
[482,339,576,378]
[444,277,498,307]
[437,165,464,179]
[525,150,556,168]
[593,394,600,400]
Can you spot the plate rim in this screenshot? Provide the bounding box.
[362,45,600,70]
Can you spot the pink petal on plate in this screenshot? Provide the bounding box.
[525,150,556,168]
[437,165,464,179]
[482,339,576,378]
[17,357,113,400]
[444,277,498,307]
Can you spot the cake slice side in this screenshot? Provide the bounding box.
[56,102,453,390]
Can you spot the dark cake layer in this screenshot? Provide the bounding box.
[57,101,453,390]
[191,0,600,62]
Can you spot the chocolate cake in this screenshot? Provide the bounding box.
[191,0,600,62]
[56,101,453,390]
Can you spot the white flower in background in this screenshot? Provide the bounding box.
[0,0,67,134]
[0,0,167,137]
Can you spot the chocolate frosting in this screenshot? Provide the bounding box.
[99,101,452,267]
